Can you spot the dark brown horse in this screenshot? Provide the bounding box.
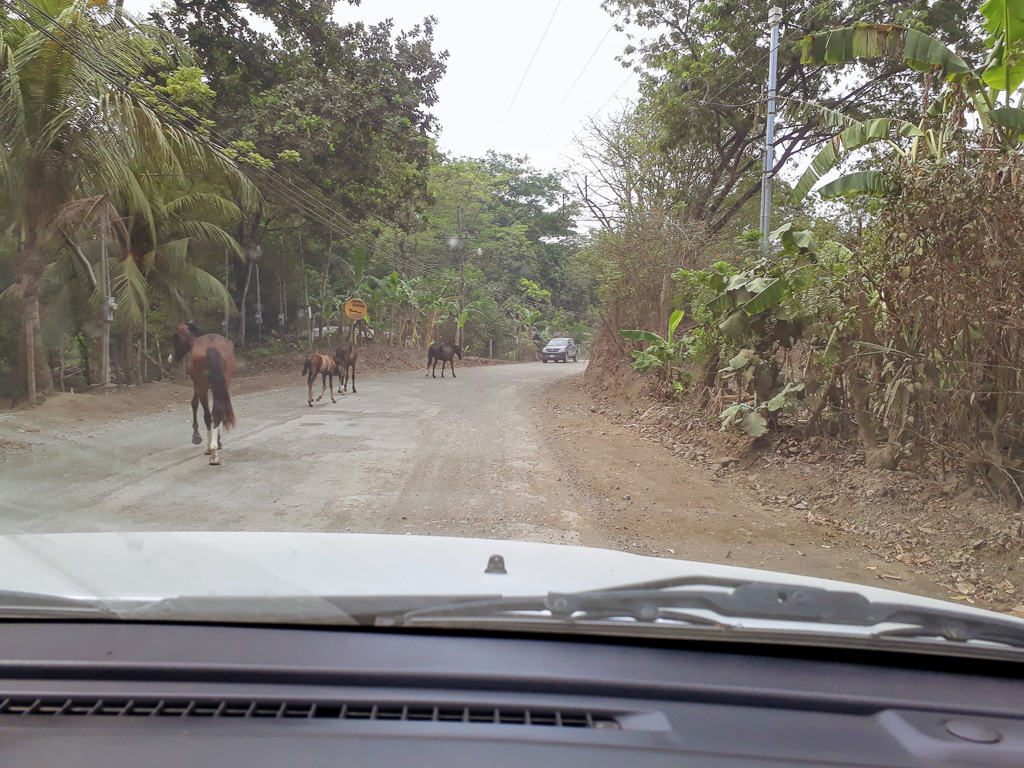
[302,353,339,406]
[168,322,236,465]
[334,343,358,394]
[426,342,462,378]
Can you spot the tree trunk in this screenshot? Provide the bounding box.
[125,332,140,385]
[23,292,35,404]
[112,337,122,385]
[658,273,672,333]
[135,342,167,380]
[17,232,55,402]
[22,288,54,400]
[239,255,254,347]
[843,342,884,468]
[850,294,897,469]
[78,333,92,385]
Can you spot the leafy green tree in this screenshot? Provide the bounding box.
[150,0,448,342]
[597,0,985,235]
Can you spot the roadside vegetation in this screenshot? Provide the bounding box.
[585,0,1024,511]
[0,0,595,402]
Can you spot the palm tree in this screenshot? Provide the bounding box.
[0,0,254,401]
[116,190,241,325]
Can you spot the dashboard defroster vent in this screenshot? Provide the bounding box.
[0,697,623,729]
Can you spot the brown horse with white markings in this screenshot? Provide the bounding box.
[334,343,358,394]
[167,322,236,465]
[302,353,339,406]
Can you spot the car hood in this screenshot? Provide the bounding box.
[0,531,1009,625]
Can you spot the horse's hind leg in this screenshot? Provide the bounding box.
[350,364,356,393]
[191,393,202,444]
[308,372,316,407]
[209,408,221,465]
[199,392,213,455]
[328,372,336,403]
[316,372,328,402]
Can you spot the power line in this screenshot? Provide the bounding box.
[596,69,637,115]
[501,0,563,125]
[539,20,617,136]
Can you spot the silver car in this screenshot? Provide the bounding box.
[541,337,578,363]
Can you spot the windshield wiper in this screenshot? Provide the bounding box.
[383,576,1024,650]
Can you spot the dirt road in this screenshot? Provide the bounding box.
[0,360,950,602]
[0,362,587,544]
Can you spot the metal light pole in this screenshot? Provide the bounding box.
[760,6,783,244]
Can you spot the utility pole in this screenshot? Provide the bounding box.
[457,206,464,346]
[760,6,782,245]
[301,248,312,350]
[99,233,113,386]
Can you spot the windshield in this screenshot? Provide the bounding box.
[2,0,1023,661]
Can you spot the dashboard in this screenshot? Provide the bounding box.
[0,621,1022,766]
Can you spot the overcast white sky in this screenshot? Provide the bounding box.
[125,0,641,176]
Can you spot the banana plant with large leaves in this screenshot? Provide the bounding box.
[619,309,689,384]
[791,119,925,204]
[700,226,851,436]
[980,0,1024,104]
[704,223,828,342]
[794,10,1024,203]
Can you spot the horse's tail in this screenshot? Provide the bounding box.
[207,347,236,431]
[302,356,312,376]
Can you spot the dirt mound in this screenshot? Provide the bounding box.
[583,328,654,403]
[27,382,193,424]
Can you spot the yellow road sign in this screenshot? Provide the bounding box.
[344,299,368,321]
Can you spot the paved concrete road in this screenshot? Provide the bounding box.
[1,362,589,541]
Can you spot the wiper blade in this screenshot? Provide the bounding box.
[387,576,1024,649]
